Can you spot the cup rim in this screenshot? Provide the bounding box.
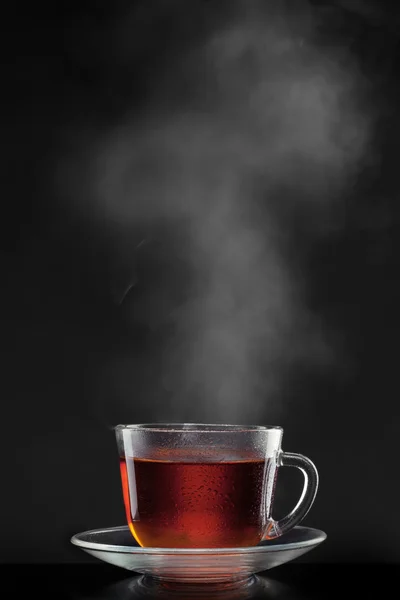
[114,423,283,433]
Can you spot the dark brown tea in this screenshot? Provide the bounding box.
[120,452,269,548]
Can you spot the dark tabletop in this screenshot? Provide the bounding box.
[3,564,396,600]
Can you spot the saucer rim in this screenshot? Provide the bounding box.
[70,525,327,555]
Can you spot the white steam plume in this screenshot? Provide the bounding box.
[56,0,370,423]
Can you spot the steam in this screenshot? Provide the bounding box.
[56,0,370,423]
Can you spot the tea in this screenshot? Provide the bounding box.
[119,453,270,548]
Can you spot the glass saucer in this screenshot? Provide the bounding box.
[71,525,326,585]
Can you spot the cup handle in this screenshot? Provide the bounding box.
[263,451,319,540]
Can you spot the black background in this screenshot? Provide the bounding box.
[1,0,400,564]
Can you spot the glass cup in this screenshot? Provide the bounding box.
[115,423,318,548]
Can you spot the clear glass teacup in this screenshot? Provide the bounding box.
[115,423,318,548]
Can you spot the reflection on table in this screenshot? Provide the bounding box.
[72,573,306,600]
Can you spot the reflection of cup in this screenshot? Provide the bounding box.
[115,424,318,549]
[73,574,305,600]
